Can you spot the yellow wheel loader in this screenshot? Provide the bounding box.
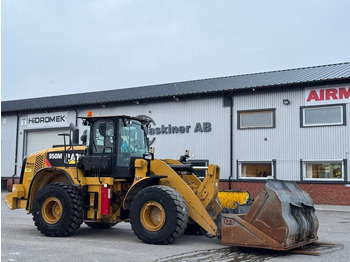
[6,114,319,250]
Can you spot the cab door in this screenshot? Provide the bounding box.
[87,119,117,177]
[115,119,149,178]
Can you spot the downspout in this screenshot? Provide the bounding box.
[74,108,78,126]
[228,96,234,190]
[12,113,20,184]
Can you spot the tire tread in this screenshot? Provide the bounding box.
[32,182,83,237]
[130,185,188,244]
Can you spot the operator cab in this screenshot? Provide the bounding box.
[80,115,149,178]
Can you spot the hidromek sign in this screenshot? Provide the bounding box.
[24,112,69,128]
[305,86,350,106]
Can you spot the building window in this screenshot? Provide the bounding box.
[302,160,346,181]
[301,105,345,127]
[238,109,275,129]
[238,160,275,179]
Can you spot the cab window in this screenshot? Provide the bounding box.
[117,119,148,166]
[92,120,115,153]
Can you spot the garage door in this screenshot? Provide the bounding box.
[25,129,70,155]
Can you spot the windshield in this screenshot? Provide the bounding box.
[120,120,148,157]
[88,118,149,168]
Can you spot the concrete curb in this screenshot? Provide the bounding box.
[315,204,350,212]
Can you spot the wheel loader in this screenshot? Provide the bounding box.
[6,114,319,250]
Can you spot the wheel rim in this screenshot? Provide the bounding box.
[140,201,166,231]
[41,197,63,224]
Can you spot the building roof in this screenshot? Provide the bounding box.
[2,62,350,113]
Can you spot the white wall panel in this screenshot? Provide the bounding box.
[14,110,77,176]
[25,129,70,156]
[5,86,348,183]
[77,97,232,178]
[233,89,349,181]
[1,116,18,177]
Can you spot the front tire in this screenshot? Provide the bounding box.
[32,183,83,237]
[130,185,188,244]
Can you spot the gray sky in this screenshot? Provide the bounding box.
[2,0,350,101]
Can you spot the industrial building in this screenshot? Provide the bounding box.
[2,62,350,204]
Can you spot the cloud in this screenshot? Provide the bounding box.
[2,0,350,101]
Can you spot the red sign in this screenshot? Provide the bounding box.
[305,86,350,105]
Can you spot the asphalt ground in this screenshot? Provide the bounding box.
[1,192,350,262]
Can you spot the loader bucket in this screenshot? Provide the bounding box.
[221,179,319,250]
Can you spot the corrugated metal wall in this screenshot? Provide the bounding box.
[233,88,349,181]
[78,97,232,178]
[12,111,77,176]
[2,87,348,182]
[1,115,18,177]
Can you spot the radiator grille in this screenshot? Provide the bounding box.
[34,155,44,173]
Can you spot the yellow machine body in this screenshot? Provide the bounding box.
[6,115,319,249]
[6,147,222,235]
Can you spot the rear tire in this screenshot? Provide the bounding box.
[130,185,188,244]
[32,183,83,237]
